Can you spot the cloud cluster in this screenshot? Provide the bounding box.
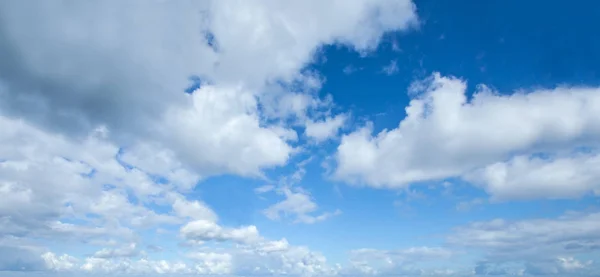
[335,73,600,200]
[3,0,598,276]
[0,0,419,276]
[0,0,418,179]
[446,211,600,276]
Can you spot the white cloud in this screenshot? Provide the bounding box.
[254,184,276,194]
[0,0,418,182]
[79,257,192,275]
[94,243,139,259]
[160,85,294,177]
[343,65,362,75]
[0,115,198,244]
[343,247,455,276]
[557,257,593,271]
[42,252,79,271]
[455,198,486,212]
[0,84,342,275]
[42,223,339,276]
[44,241,337,276]
[522,257,594,276]
[263,186,341,224]
[119,142,200,191]
[0,0,425,276]
[381,60,399,75]
[305,114,348,142]
[465,152,600,201]
[259,157,339,225]
[180,220,261,245]
[206,0,418,87]
[445,212,600,275]
[234,244,335,276]
[188,252,233,275]
[335,73,600,201]
[448,211,600,262]
[170,194,218,222]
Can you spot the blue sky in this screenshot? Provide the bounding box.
[1,0,600,276]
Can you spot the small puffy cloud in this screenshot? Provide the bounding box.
[180,220,260,245]
[343,65,362,75]
[305,114,348,142]
[254,184,276,194]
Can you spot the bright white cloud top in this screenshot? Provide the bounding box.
[335,74,600,199]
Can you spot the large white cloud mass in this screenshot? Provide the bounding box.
[0,0,420,275]
[335,73,600,200]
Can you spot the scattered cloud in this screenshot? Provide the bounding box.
[180,220,261,245]
[254,185,276,194]
[305,114,348,142]
[455,198,486,212]
[263,186,341,224]
[343,65,363,75]
[381,60,399,75]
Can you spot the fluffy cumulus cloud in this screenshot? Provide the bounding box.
[335,73,600,200]
[39,219,338,276]
[0,0,417,178]
[0,0,419,276]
